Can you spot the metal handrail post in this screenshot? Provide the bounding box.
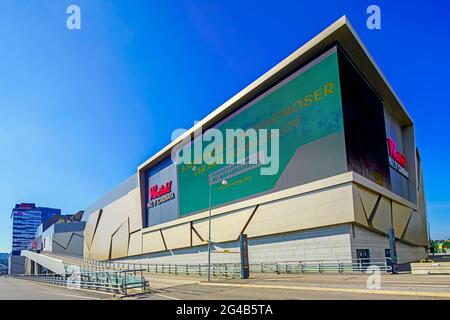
[207,184,212,282]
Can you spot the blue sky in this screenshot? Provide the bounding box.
[0,0,449,252]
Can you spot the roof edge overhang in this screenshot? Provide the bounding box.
[138,15,413,173]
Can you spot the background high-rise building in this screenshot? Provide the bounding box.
[0,253,8,275]
[10,203,61,256]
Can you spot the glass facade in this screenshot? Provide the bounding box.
[337,46,414,202]
[0,253,8,271]
[338,47,391,189]
[10,203,60,255]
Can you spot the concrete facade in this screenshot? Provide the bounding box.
[8,255,26,275]
[114,223,425,265]
[85,172,427,265]
[117,224,353,265]
[350,225,427,264]
[41,221,86,257]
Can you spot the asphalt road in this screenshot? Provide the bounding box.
[128,273,450,300]
[138,283,443,300]
[1,273,449,300]
[0,277,111,300]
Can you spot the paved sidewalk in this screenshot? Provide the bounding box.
[206,273,450,295]
[135,272,450,300]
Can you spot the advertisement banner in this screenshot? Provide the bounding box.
[178,48,345,216]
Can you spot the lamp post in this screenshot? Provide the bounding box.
[193,165,228,281]
[207,182,212,282]
[207,178,228,282]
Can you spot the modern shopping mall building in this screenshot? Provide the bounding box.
[81,16,429,266]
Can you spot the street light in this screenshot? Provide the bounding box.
[207,178,227,282]
[193,165,228,282]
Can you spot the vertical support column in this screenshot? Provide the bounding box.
[37,263,43,275]
[30,260,35,275]
[240,234,249,279]
[388,228,398,274]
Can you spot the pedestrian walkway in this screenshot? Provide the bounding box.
[203,273,450,298]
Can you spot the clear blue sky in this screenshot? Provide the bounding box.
[0,0,449,252]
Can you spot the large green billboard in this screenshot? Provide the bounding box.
[177,48,344,216]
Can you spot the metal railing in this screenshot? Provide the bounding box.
[252,259,392,274]
[101,259,392,275]
[14,269,149,296]
[83,262,242,278]
[42,253,241,278]
[142,263,242,278]
[44,252,393,278]
[81,260,391,278]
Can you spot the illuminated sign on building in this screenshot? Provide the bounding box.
[148,181,175,208]
[387,138,407,168]
[387,138,409,178]
[146,163,179,226]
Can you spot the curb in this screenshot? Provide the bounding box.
[201,282,450,298]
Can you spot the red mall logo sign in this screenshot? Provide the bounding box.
[387,138,409,178]
[148,181,175,208]
[150,181,173,200]
[387,138,407,168]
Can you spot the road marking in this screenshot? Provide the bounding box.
[155,293,180,300]
[13,278,111,298]
[396,283,450,288]
[201,282,450,298]
[35,290,102,300]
